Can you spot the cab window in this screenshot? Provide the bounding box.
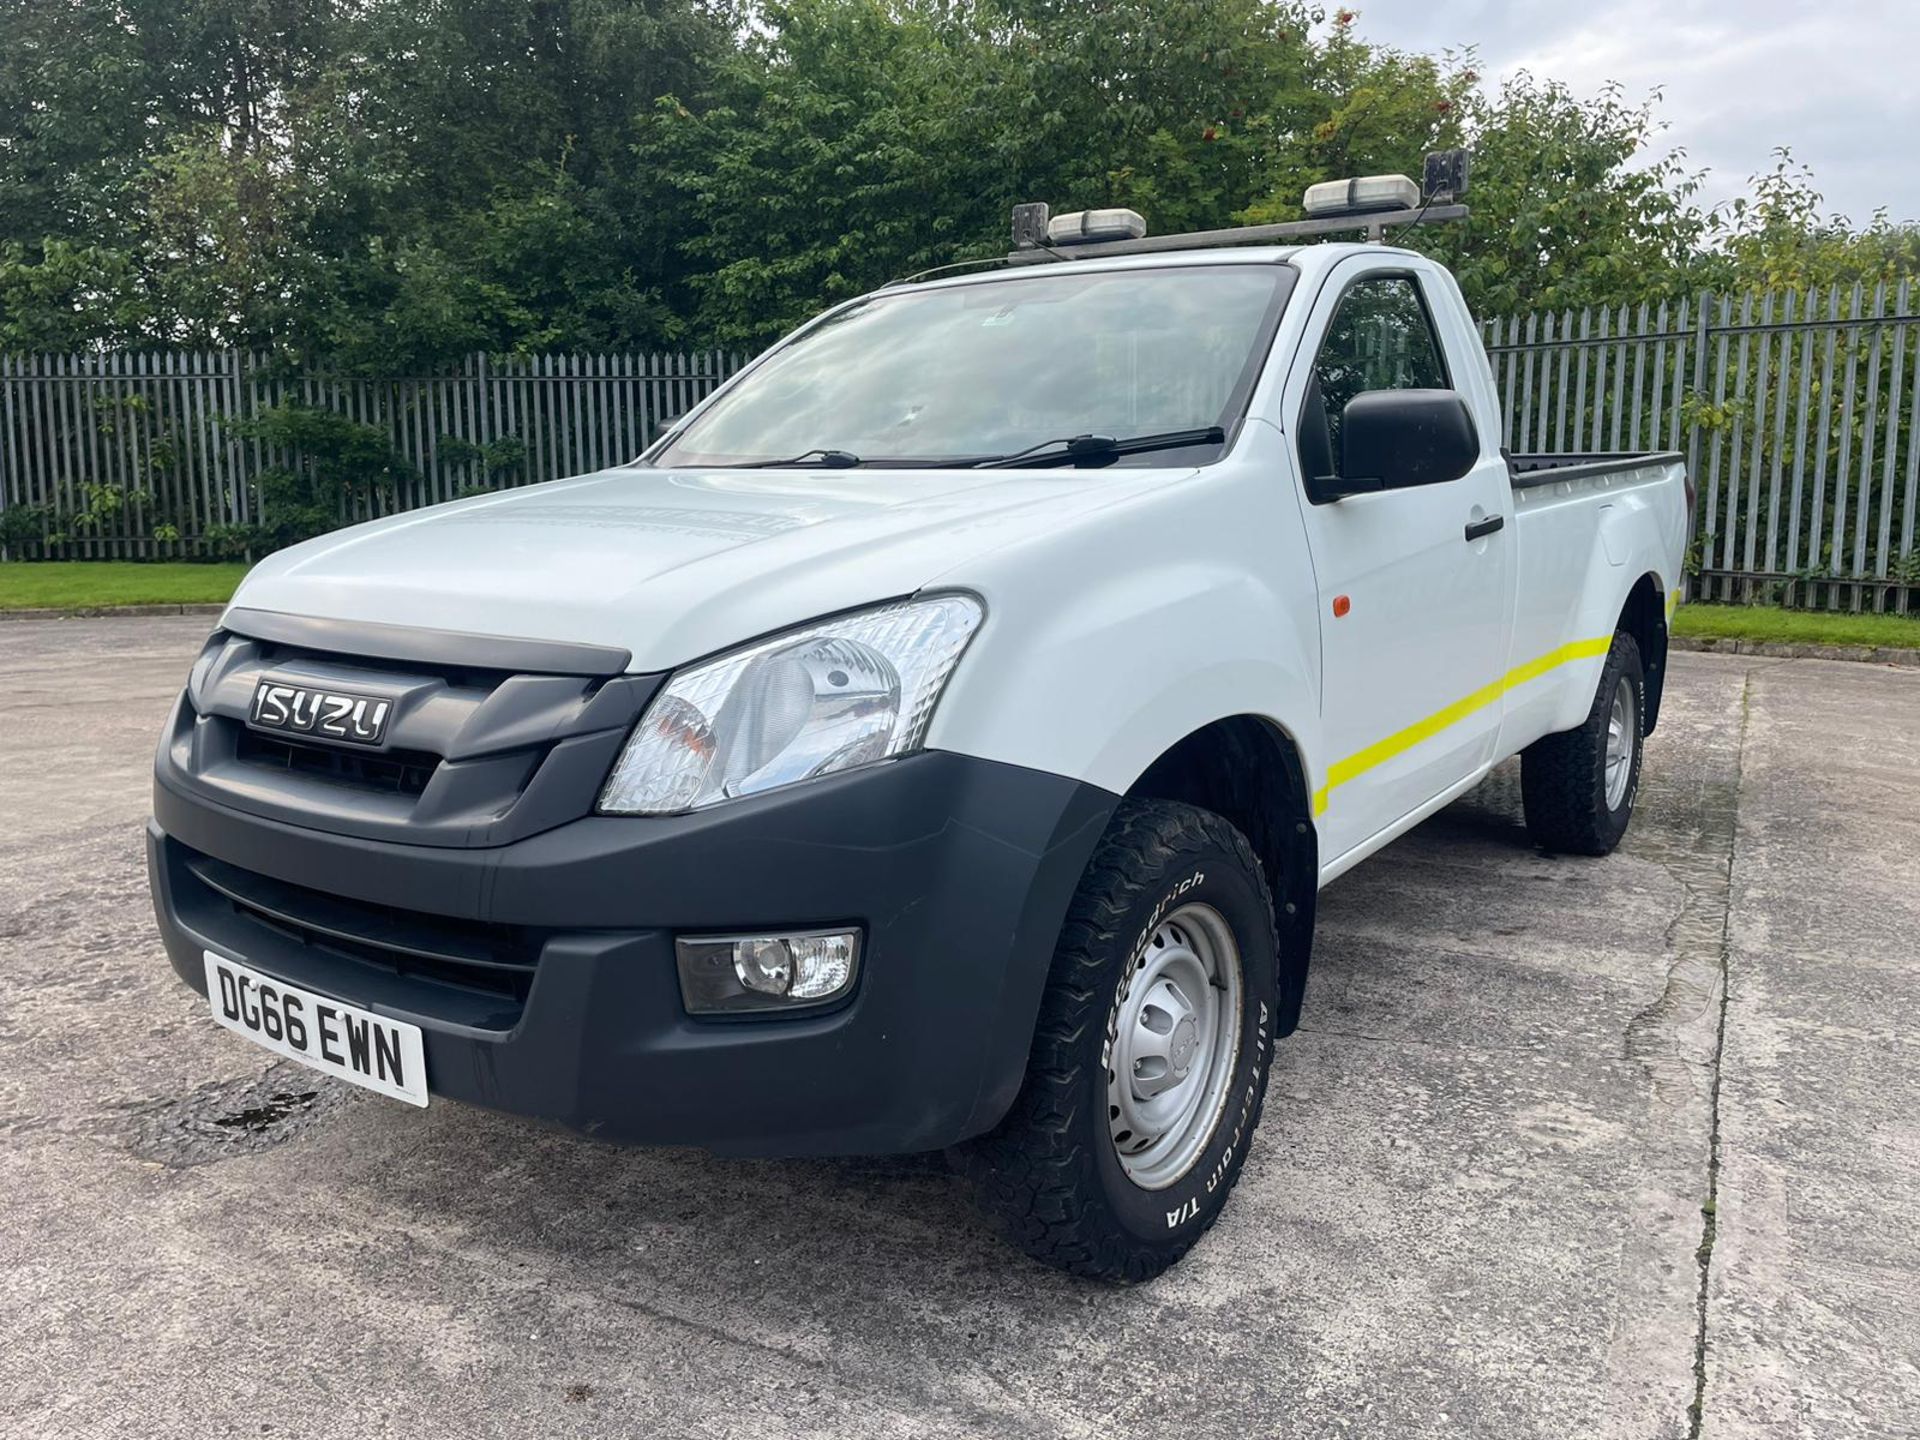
[1298,275,1450,483]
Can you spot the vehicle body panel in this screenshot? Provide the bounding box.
[231,462,1198,672]
[920,418,1325,802]
[1270,251,1515,863]
[1499,458,1685,751]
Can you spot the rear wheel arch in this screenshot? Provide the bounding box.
[1617,572,1670,734]
[1124,715,1317,1033]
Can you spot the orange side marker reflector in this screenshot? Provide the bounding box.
[1332,595,1351,618]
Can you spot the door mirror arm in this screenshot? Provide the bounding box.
[1307,471,1387,504]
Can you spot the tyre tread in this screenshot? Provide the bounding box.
[957,798,1274,1282]
[1521,631,1642,856]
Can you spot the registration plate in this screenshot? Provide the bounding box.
[202,951,428,1107]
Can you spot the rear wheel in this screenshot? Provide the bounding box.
[957,799,1278,1283]
[1521,630,1644,855]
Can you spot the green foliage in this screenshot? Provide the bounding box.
[0,241,141,350]
[1704,150,1920,295]
[43,480,159,546]
[644,0,1006,344]
[1418,76,1714,314]
[0,477,177,557]
[0,0,1914,357]
[135,132,319,348]
[440,434,528,492]
[0,0,721,367]
[1236,12,1471,228]
[0,500,53,560]
[226,402,419,551]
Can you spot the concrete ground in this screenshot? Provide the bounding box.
[0,617,1914,1440]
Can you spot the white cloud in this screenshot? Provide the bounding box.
[1348,0,1920,224]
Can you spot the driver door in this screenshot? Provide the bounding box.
[1287,258,1513,864]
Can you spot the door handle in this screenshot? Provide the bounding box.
[1464,514,1505,542]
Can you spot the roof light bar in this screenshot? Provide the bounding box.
[1302,174,1421,219]
[1046,207,1148,246]
[1005,149,1472,265]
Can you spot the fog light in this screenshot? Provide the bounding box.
[787,933,856,1000]
[734,938,793,995]
[676,929,862,1014]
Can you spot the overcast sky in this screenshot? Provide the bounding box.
[1348,0,1920,227]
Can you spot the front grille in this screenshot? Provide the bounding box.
[246,638,505,691]
[170,627,660,847]
[180,846,543,1007]
[235,728,440,797]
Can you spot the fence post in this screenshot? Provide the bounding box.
[1872,278,1910,609]
[1697,295,1728,599]
[238,349,257,563]
[0,354,12,559]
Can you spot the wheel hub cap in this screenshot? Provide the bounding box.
[1604,675,1634,810]
[1169,1016,1199,1072]
[1108,903,1244,1191]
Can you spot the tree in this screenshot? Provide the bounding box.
[641,0,1016,345]
[1420,75,1713,315]
[1236,9,1471,227]
[0,0,730,364]
[1,0,1915,359]
[1708,150,1920,295]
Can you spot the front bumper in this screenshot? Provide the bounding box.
[150,751,1116,1156]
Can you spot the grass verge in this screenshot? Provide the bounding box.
[0,561,250,611]
[3,566,1917,650]
[1674,602,1920,651]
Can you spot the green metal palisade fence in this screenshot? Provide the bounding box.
[0,349,744,560]
[4,292,1919,613]
[1481,283,1920,612]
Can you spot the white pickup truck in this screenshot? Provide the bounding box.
[148,180,1688,1282]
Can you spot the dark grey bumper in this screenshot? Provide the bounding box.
[149,750,1116,1156]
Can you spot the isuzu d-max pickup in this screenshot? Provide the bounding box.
[149,187,1688,1281]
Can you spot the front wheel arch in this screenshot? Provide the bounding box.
[1125,714,1317,1034]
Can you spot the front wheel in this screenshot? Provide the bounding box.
[1521,630,1644,855]
[956,799,1278,1283]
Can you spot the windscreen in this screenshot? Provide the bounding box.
[650,263,1294,468]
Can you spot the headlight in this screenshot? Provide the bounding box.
[598,595,983,814]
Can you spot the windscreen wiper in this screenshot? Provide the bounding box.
[726,448,864,469]
[968,425,1226,469]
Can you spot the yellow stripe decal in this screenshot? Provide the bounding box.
[1311,635,1613,818]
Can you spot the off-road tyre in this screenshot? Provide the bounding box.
[957,798,1279,1283]
[1521,630,1645,856]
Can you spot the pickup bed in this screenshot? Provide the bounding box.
[148,223,1687,1282]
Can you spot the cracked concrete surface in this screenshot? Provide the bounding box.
[1,618,1915,1438]
[1701,658,1920,1438]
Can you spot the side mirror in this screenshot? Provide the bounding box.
[1321,389,1479,500]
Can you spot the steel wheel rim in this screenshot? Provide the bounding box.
[1108,902,1243,1190]
[1604,675,1635,810]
